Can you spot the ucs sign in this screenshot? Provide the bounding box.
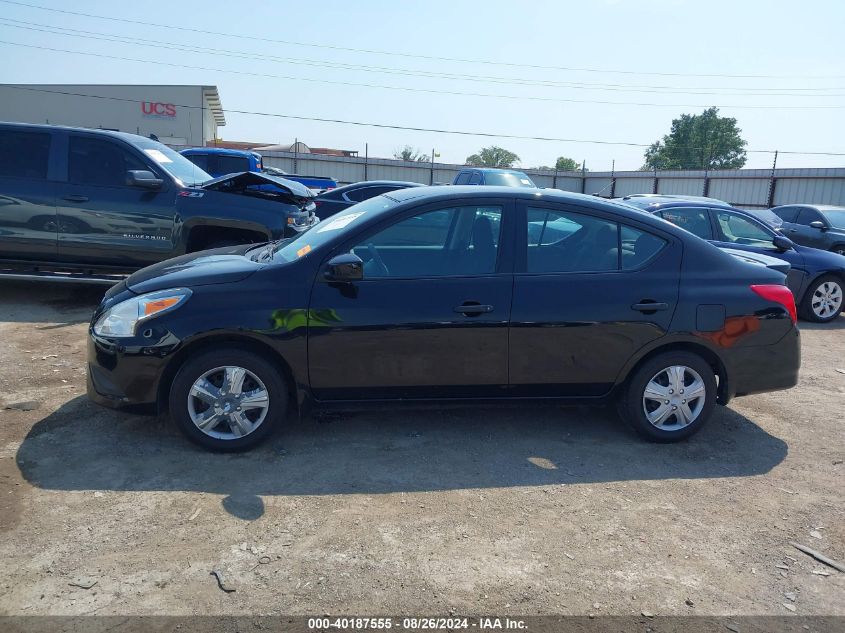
[141,102,177,118]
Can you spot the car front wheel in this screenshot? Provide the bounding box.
[800,275,844,323]
[169,346,288,451]
[620,352,717,442]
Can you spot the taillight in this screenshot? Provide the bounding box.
[751,284,797,324]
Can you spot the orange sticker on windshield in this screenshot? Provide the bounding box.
[296,244,312,257]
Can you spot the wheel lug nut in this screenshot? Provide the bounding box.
[664,400,670,404]
[672,406,677,410]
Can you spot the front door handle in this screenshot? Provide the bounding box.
[454,303,494,315]
[632,301,669,312]
[62,195,89,203]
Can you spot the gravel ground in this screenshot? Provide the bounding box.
[0,280,842,617]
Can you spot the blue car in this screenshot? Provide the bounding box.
[620,196,845,323]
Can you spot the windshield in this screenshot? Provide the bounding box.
[821,209,845,229]
[484,171,535,187]
[133,138,211,186]
[274,195,397,262]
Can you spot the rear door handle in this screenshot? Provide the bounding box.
[632,301,669,312]
[454,303,494,315]
[62,195,89,203]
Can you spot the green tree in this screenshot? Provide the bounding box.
[393,145,428,162]
[643,107,747,170]
[555,156,580,171]
[465,146,520,168]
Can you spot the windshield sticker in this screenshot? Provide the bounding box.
[315,211,366,233]
[143,149,173,164]
[520,179,531,185]
[296,244,312,258]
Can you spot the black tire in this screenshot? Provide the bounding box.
[168,346,288,452]
[619,351,717,443]
[799,274,844,323]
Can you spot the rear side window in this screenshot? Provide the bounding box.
[68,136,149,187]
[525,207,619,273]
[215,155,250,175]
[0,130,51,179]
[184,153,209,171]
[658,207,712,240]
[772,206,799,222]
[468,172,483,185]
[621,226,667,270]
[454,171,471,185]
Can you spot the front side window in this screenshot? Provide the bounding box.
[0,130,51,179]
[796,208,824,226]
[525,207,618,273]
[351,205,503,278]
[68,136,149,187]
[658,207,712,240]
[454,172,471,185]
[715,211,775,248]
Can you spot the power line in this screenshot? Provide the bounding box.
[1,17,843,97]
[1,0,843,81]
[3,39,845,111]
[5,85,845,157]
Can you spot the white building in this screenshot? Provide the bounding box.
[0,84,225,147]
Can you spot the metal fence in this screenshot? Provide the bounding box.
[257,149,845,208]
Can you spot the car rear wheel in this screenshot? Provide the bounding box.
[800,275,844,323]
[169,346,287,451]
[620,352,717,442]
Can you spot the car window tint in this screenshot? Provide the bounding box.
[0,130,51,179]
[526,207,619,273]
[68,136,148,187]
[352,205,503,278]
[184,153,209,171]
[621,225,667,270]
[215,155,250,175]
[346,186,394,203]
[454,172,471,185]
[468,172,482,185]
[772,206,799,222]
[796,208,823,225]
[658,207,712,240]
[715,211,775,248]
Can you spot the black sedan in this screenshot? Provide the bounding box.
[87,187,800,451]
[314,180,424,218]
[620,196,845,323]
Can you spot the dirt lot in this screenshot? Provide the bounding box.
[0,280,842,617]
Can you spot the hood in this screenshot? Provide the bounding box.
[201,171,315,200]
[125,244,264,294]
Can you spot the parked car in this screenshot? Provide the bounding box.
[770,204,845,256]
[88,186,799,451]
[180,148,338,191]
[453,168,536,187]
[314,180,424,218]
[0,123,317,281]
[620,196,845,322]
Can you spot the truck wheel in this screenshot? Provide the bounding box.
[169,346,288,452]
[619,351,717,442]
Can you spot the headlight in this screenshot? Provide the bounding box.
[93,288,192,337]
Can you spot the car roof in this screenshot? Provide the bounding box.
[775,204,845,211]
[0,120,163,145]
[181,147,258,157]
[460,167,528,174]
[621,197,735,211]
[339,180,425,189]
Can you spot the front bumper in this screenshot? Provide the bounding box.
[86,329,178,413]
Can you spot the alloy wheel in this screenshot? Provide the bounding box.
[187,365,270,440]
[641,365,707,431]
[811,281,843,320]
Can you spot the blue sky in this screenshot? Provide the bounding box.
[0,0,843,170]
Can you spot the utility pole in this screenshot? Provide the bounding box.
[430,148,435,185]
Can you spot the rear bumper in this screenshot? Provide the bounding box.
[725,328,801,399]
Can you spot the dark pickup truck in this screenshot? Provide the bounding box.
[0,123,317,283]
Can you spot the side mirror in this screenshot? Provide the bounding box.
[126,170,163,189]
[324,253,363,282]
[772,234,794,251]
[809,220,827,231]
